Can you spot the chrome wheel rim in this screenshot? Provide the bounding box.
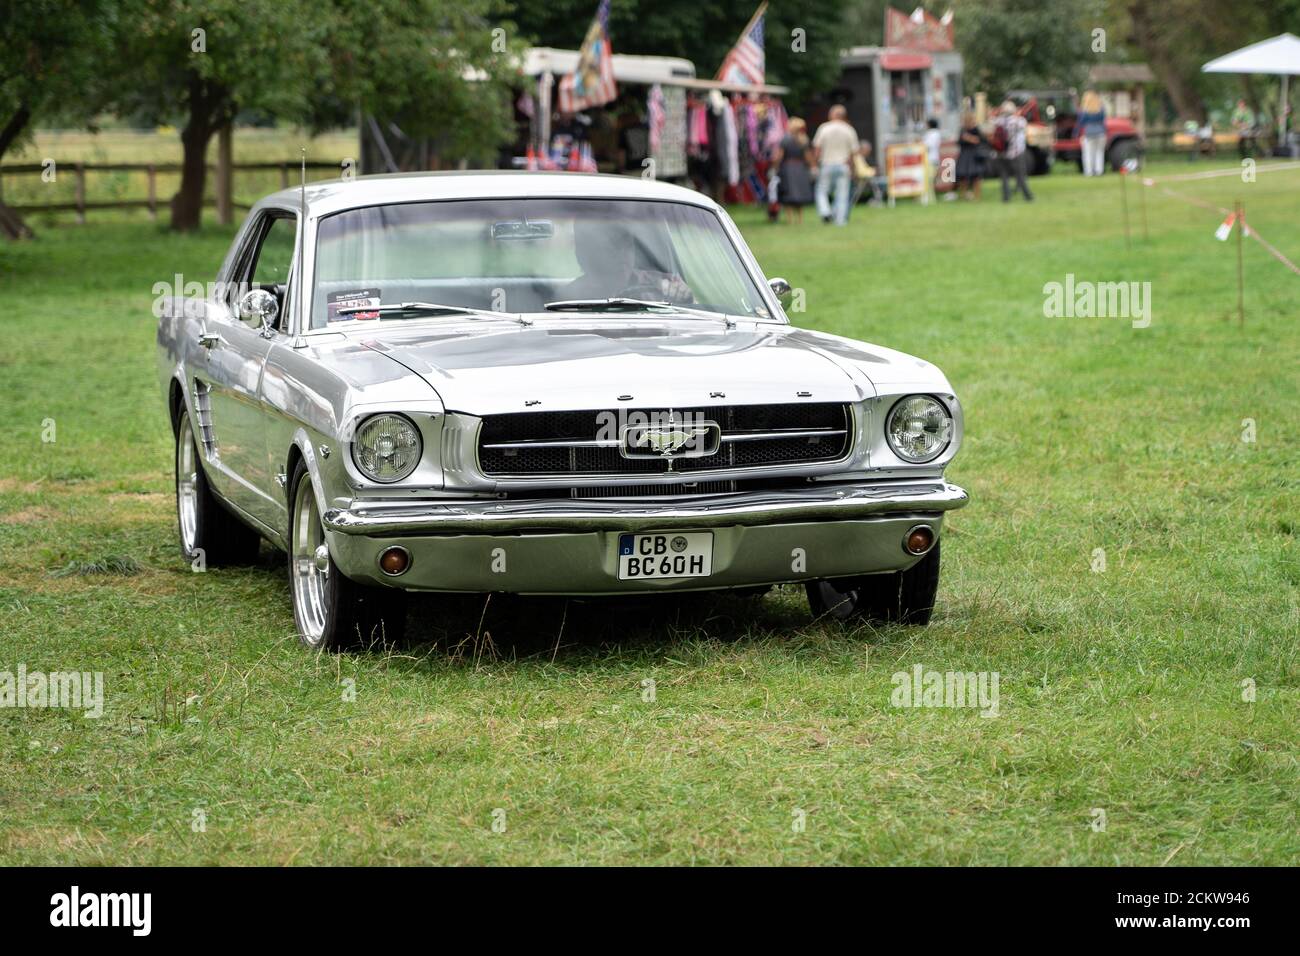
[291,473,329,645]
[176,414,199,555]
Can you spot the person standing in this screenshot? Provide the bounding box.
[772,117,814,223]
[996,100,1033,202]
[1076,90,1107,176]
[1231,98,1256,158]
[955,111,987,200]
[812,105,860,225]
[923,117,951,200]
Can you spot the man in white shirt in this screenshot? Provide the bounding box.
[812,105,860,225]
[923,117,952,201]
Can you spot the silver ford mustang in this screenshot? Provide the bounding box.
[157,171,968,648]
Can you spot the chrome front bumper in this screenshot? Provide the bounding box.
[322,480,967,594]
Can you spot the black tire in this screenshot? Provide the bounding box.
[805,541,942,626]
[1108,139,1138,171]
[286,459,406,651]
[174,408,261,567]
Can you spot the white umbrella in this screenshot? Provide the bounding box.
[1202,33,1300,143]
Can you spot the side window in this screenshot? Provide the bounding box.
[232,213,297,330]
[251,216,297,290]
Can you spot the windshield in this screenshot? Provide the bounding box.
[311,198,771,327]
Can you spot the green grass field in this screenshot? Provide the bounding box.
[0,159,1296,865]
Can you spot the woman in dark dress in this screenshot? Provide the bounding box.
[956,111,988,201]
[773,117,814,223]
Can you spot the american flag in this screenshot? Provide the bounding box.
[717,3,766,86]
[558,0,618,114]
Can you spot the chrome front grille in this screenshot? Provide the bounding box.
[478,403,851,477]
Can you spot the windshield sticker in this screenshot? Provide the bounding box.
[328,288,381,321]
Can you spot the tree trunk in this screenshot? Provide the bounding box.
[1126,1,1207,123]
[170,75,229,232]
[0,106,35,239]
[0,104,32,161]
[171,116,212,231]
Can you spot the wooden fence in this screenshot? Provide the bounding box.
[0,160,343,224]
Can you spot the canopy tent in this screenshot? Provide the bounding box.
[1202,33,1300,142]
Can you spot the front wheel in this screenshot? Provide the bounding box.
[288,462,406,650]
[806,542,942,626]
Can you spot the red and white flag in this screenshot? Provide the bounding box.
[716,2,766,86]
[557,0,618,114]
[1215,213,1236,241]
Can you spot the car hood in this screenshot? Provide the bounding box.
[345,319,902,415]
[342,318,952,414]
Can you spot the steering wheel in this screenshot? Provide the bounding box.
[617,272,695,305]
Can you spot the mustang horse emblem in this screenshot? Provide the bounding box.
[621,419,721,470]
[644,427,706,455]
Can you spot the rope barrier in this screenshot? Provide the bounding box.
[1141,166,1300,277]
[1143,161,1300,184]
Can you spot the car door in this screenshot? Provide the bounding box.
[195,210,297,531]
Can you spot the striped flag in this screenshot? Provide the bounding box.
[557,0,618,114]
[716,2,766,86]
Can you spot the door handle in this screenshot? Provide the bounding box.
[197,332,223,350]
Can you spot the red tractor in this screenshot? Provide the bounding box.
[1008,89,1144,172]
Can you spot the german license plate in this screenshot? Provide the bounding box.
[617,532,714,580]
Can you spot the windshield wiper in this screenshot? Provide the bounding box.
[338,301,481,318]
[544,297,738,326]
[337,301,528,325]
[545,297,677,312]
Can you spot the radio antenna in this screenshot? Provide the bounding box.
[298,147,306,334]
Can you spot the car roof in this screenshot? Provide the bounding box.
[257,170,721,218]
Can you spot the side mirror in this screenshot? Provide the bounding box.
[238,288,279,333]
[768,277,793,309]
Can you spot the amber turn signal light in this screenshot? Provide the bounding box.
[378,546,411,576]
[903,525,935,556]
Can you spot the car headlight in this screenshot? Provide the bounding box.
[886,395,952,463]
[352,414,422,482]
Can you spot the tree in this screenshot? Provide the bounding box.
[1117,0,1300,124]
[1122,0,1208,121]
[109,0,522,232]
[107,1,328,231]
[948,0,1105,97]
[317,0,524,169]
[0,0,120,236]
[0,0,118,160]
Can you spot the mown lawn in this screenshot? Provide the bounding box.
[0,160,1296,865]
